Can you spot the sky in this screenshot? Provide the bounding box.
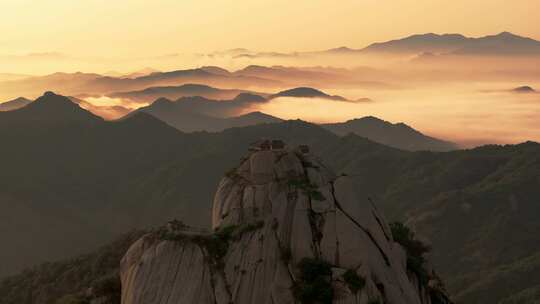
[0,0,539,146]
[1,0,539,59]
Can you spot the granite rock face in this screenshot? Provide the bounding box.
[120,146,451,304]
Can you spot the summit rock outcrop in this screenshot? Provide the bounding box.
[120,143,451,304]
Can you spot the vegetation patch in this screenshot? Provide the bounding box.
[293,258,334,304]
[280,247,292,263]
[195,225,237,269]
[91,272,121,303]
[157,221,265,270]
[55,295,89,304]
[390,222,431,284]
[430,289,451,304]
[342,269,365,294]
[0,230,145,304]
[224,167,242,181]
[236,220,265,236]
[287,178,326,201]
[301,159,320,169]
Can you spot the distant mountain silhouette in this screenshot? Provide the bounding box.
[0,97,32,111]
[136,95,453,151]
[210,32,540,58]
[324,46,360,54]
[512,85,536,93]
[232,92,267,103]
[102,67,282,91]
[67,96,131,120]
[452,32,540,55]
[124,67,160,78]
[200,66,231,75]
[0,68,282,101]
[0,91,102,125]
[233,51,298,59]
[0,72,102,101]
[271,87,348,101]
[110,83,354,106]
[225,111,282,126]
[361,32,540,56]
[322,116,457,151]
[175,65,365,90]
[362,33,470,54]
[109,83,268,104]
[235,65,334,80]
[0,66,383,103]
[134,97,281,132]
[233,65,368,88]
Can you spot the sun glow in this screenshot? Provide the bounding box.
[84,96,127,107]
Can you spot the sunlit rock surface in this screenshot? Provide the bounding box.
[120,144,451,304]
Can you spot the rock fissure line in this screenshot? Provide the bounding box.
[299,156,324,259]
[271,227,296,283]
[329,182,391,266]
[372,210,391,241]
[201,246,221,304]
[334,210,341,266]
[163,244,187,304]
[136,244,159,303]
[368,197,391,241]
[199,240,234,304]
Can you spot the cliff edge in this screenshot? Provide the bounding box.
[120,142,451,304]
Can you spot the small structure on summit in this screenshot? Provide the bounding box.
[165,219,210,235]
[249,139,285,151]
[166,219,187,232]
[248,139,270,151]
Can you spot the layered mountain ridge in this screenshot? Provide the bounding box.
[1,92,539,303]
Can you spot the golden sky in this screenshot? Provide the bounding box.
[1,0,539,58]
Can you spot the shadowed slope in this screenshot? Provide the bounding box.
[322,116,458,151]
[0,91,103,125]
[0,97,32,111]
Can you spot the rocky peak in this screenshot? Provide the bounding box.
[120,143,452,304]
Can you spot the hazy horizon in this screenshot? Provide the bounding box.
[1,1,540,148]
[2,0,540,74]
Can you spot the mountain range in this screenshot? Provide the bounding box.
[0,68,282,101]
[0,92,539,303]
[3,32,538,101]
[322,117,458,151]
[135,97,281,132]
[0,92,456,151]
[108,83,269,104]
[230,32,540,58]
[0,97,32,111]
[2,32,539,102]
[0,66,373,102]
[128,91,454,151]
[361,32,540,55]
[108,83,357,104]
